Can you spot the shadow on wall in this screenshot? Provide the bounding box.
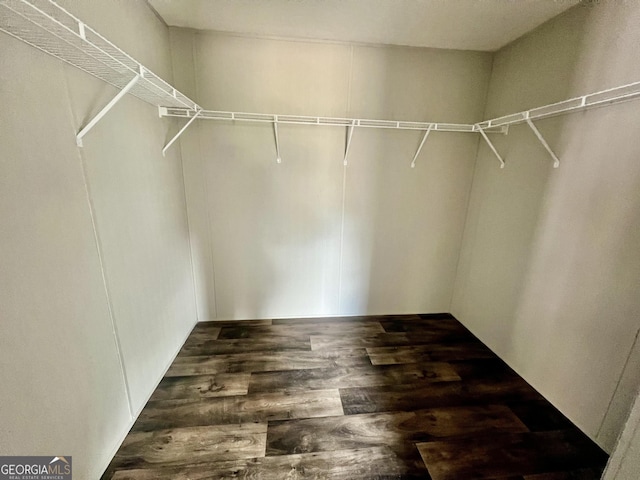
[341,127,456,316]
[509,3,640,350]
[186,38,488,321]
[509,2,640,447]
[452,3,588,355]
[196,120,346,320]
[451,2,640,451]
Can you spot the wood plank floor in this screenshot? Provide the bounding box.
[102,314,608,480]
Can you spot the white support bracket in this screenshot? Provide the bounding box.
[76,74,140,147]
[273,117,282,164]
[410,124,433,168]
[343,121,356,166]
[162,109,202,156]
[477,126,505,169]
[525,117,560,168]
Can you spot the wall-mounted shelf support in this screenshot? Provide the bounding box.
[472,79,640,168]
[159,108,489,133]
[5,1,640,166]
[410,124,433,168]
[159,108,505,164]
[525,117,560,168]
[344,121,356,166]
[476,126,505,169]
[476,80,640,132]
[273,117,282,164]
[1,0,201,150]
[162,108,202,156]
[76,73,140,147]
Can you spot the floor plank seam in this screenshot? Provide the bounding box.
[102,314,608,480]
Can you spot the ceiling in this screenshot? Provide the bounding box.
[147,0,578,52]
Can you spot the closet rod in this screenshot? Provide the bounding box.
[158,107,498,134]
[5,0,640,162]
[473,80,640,168]
[475,80,640,130]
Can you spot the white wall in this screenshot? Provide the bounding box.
[4,1,639,475]
[0,1,197,478]
[170,30,492,321]
[452,2,640,453]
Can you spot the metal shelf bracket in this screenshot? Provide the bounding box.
[477,126,505,169]
[162,108,202,156]
[273,117,282,164]
[525,117,560,168]
[343,121,356,166]
[76,74,140,147]
[5,1,640,163]
[410,124,433,168]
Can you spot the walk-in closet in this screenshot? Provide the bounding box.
[1,1,639,479]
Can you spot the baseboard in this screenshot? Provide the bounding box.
[98,317,198,479]
[197,312,454,322]
[417,312,454,319]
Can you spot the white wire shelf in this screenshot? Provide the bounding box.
[0,0,200,112]
[158,107,498,134]
[3,0,640,166]
[475,80,640,130]
[158,107,505,165]
[471,80,640,169]
[160,82,640,167]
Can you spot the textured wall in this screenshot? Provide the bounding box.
[0,1,197,477]
[3,1,639,475]
[170,30,492,321]
[452,3,640,452]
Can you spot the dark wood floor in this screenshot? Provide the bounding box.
[102,314,608,480]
